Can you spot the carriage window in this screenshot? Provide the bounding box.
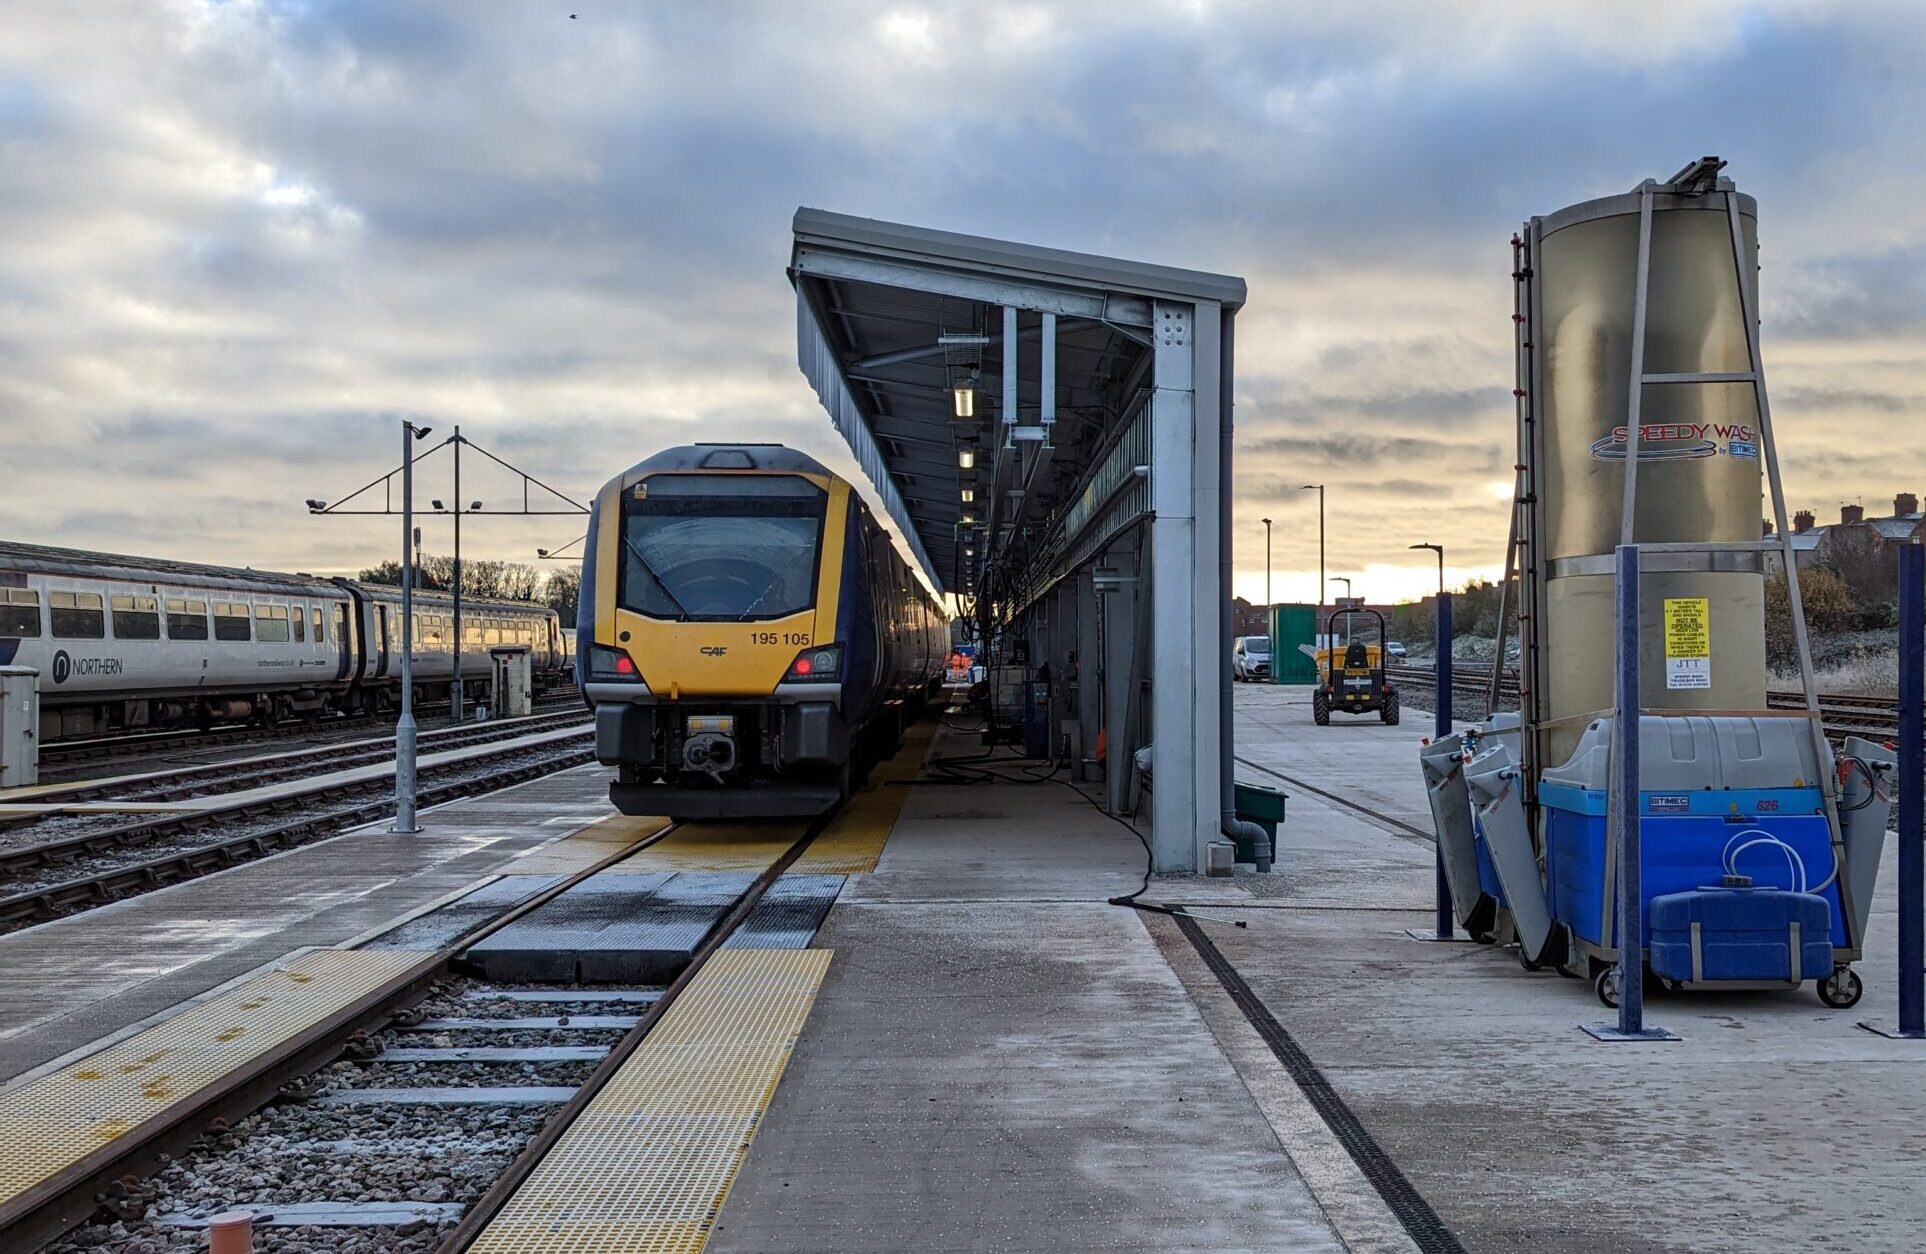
[50,590,105,639]
[0,589,40,638]
[167,598,209,640]
[214,601,251,641]
[255,604,291,643]
[312,606,325,642]
[620,473,826,621]
[333,604,348,649]
[293,604,305,642]
[111,594,161,640]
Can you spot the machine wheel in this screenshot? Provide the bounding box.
[1312,691,1330,726]
[1594,967,1622,1009]
[1817,966,1863,1009]
[1517,946,1544,972]
[1380,691,1400,725]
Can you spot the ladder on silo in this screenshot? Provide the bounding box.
[1617,157,1858,954]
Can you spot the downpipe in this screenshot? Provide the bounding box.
[1218,310,1272,872]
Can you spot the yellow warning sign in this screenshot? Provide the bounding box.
[1663,597,1711,689]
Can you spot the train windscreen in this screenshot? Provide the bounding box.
[620,474,826,621]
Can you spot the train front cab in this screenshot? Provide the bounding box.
[583,456,874,820]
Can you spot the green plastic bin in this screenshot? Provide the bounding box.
[1232,780,1288,865]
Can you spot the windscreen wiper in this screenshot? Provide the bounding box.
[621,535,693,621]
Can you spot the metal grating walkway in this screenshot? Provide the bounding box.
[719,875,844,949]
[466,947,832,1254]
[0,948,425,1209]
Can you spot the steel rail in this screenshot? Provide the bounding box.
[0,737,594,931]
[26,711,589,806]
[39,686,582,767]
[434,810,837,1253]
[0,815,675,1254]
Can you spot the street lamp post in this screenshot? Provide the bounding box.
[1262,517,1273,609]
[396,420,432,834]
[1333,576,1353,599]
[1300,484,1324,645]
[1410,541,1452,939]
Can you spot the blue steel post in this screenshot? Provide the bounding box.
[1899,541,1924,1036]
[1614,543,1644,1034]
[1434,591,1454,938]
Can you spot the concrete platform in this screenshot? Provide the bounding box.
[706,737,1355,1254]
[0,763,632,1084]
[1220,681,1926,1253]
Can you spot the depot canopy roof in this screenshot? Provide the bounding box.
[790,209,1245,596]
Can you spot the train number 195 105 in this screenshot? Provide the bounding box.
[751,631,812,646]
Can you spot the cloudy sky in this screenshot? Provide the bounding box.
[3,1,1924,604]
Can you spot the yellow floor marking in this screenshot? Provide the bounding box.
[506,814,673,875]
[622,822,807,873]
[790,721,933,874]
[467,947,833,1254]
[0,949,426,1209]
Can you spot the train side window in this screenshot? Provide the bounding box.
[0,589,41,638]
[0,588,41,638]
[293,604,305,642]
[111,594,162,640]
[312,606,325,642]
[167,598,209,640]
[49,590,105,639]
[256,604,291,643]
[214,601,251,641]
[332,604,348,648]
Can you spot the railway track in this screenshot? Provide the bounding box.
[38,685,583,775]
[20,709,592,807]
[0,728,595,933]
[19,812,827,1254]
[1383,664,1900,741]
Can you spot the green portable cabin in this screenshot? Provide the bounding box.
[1268,603,1318,684]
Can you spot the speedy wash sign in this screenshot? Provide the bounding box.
[1589,422,1759,462]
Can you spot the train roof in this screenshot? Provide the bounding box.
[346,581,557,615]
[609,443,835,481]
[0,542,557,614]
[0,540,341,596]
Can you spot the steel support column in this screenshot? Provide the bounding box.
[1148,299,1220,872]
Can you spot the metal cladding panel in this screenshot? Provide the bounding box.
[795,288,942,593]
[1538,195,1762,560]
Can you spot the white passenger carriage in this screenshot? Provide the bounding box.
[0,542,565,740]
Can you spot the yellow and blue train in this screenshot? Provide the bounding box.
[579,444,948,818]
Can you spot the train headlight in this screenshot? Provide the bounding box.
[588,643,644,682]
[784,643,843,682]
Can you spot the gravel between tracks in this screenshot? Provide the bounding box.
[0,741,591,898]
[46,976,647,1254]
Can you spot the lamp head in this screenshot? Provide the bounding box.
[469,500,483,512]
[431,499,445,511]
[304,498,327,512]
[412,424,433,440]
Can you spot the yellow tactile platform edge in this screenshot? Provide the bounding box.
[467,946,833,1254]
[0,947,427,1206]
[507,815,674,875]
[794,721,932,874]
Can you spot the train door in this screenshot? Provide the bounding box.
[332,603,351,680]
[375,604,391,678]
